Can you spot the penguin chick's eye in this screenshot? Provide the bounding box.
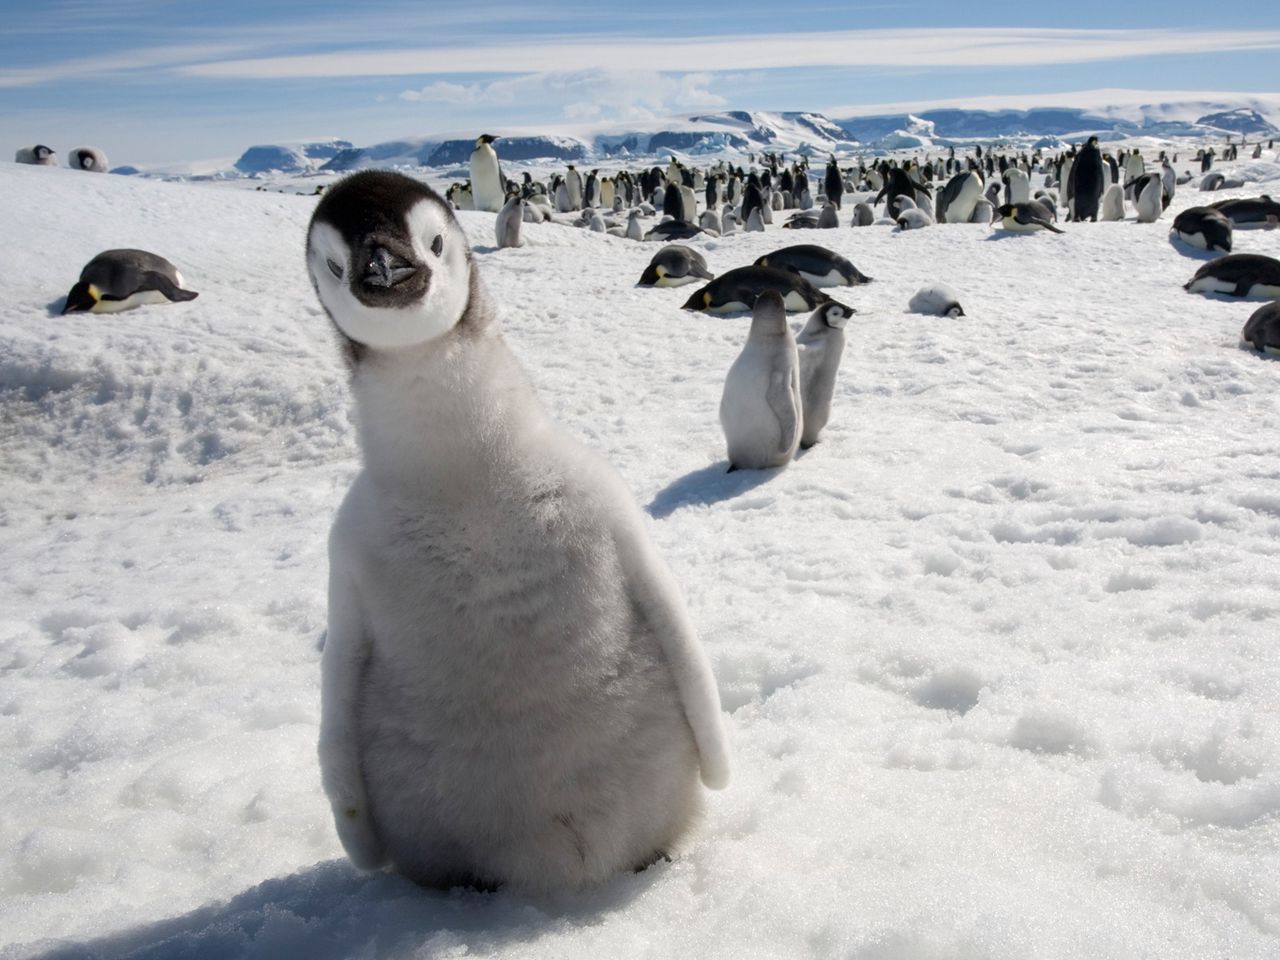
[430,235,444,257]
[326,258,343,280]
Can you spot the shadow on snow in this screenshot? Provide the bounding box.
[647,461,778,519]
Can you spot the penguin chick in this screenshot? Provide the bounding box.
[719,290,802,471]
[305,170,730,893]
[796,301,854,448]
[908,283,965,318]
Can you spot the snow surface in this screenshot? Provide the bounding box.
[3,150,1280,959]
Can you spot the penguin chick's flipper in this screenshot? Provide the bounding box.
[611,511,731,790]
[146,271,200,302]
[766,367,801,457]
[317,563,388,870]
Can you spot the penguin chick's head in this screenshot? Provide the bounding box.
[820,301,855,328]
[62,281,99,314]
[306,170,473,351]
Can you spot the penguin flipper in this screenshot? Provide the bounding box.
[145,271,199,302]
[767,366,801,456]
[612,512,731,790]
[319,560,388,869]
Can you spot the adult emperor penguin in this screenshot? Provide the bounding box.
[305,170,730,892]
[62,249,199,313]
[796,301,853,448]
[469,135,504,213]
[15,144,57,165]
[683,265,832,314]
[755,244,873,287]
[1068,137,1104,222]
[494,195,525,248]
[1184,254,1280,299]
[937,170,983,223]
[1172,207,1232,252]
[998,203,1064,234]
[824,156,843,209]
[638,245,714,286]
[1241,301,1280,355]
[1209,196,1280,228]
[720,291,802,471]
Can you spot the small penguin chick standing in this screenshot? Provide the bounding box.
[796,301,854,448]
[719,290,802,471]
[908,283,965,317]
[62,249,199,314]
[306,170,729,893]
[494,195,525,248]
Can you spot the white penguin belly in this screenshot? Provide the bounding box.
[350,487,699,889]
[1176,229,1209,249]
[654,273,701,287]
[800,268,847,288]
[90,289,171,313]
[1246,282,1280,299]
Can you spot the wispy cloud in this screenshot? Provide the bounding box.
[399,69,725,121]
[0,42,256,88]
[173,28,1280,80]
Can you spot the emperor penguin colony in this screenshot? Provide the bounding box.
[12,114,1280,939]
[305,170,729,892]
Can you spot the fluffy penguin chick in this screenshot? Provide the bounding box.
[306,171,730,893]
[908,283,965,317]
[796,301,854,448]
[719,290,802,470]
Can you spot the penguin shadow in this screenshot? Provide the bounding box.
[471,245,501,255]
[1166,235,1220,261]
[647,461,776,518]
[19,858,663,960]
[46,296,67,316]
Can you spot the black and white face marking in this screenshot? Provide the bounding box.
[306,172,471,350]
[822,303,854,328]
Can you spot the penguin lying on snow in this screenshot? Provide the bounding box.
[63,249,199,314]
[683,265,834,314]
[1172,207,1232,253]
[1208,196,1280,229]
[68,146,109,172]
[305,170,730,892]
[997,203,1064,234]
[1184,254,1280,299]
[1241,302,1280,355]
[638,245,714,287]
[908,283,965,317]
[755,244,872,287]
[645,220,704,242]
[15,144,57,165]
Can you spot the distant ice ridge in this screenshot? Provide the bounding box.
[210,96,1280,179]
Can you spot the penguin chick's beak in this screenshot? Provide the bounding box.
[363,247,418,289]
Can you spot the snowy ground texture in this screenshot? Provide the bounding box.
[2,147,1280,959]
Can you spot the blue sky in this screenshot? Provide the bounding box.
[3,0,1278,165]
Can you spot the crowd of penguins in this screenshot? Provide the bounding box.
[456,134,1280,471]
[21,130,1280,471]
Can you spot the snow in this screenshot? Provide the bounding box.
[3,146,1280,959]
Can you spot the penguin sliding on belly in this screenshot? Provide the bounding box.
[1241,301,1280,355]
[755,244,872,288]
[638,245,714,287]
[1184,254,1280,299]
[1172,207,1232,252]
[62,249,199,314]
[305,170,730,893]
[683,265,834,314]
